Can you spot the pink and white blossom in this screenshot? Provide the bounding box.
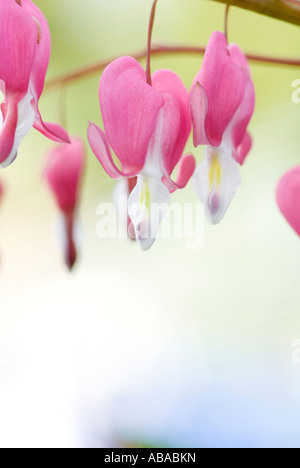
[190,31,255,224]
[88,56,195,250]
[0,0,69,168]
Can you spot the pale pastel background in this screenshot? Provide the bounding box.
[0,0,300,448]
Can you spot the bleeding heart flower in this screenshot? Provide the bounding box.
[0,0,70,168]
[87,56,195,250]
[43,138,85,270]
[277,166,300,237]
[190,31,255,224]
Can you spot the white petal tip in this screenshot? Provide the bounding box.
[128,175,170,252]
[0,151,18,169]
[193,146,241,226]
[137,235,156,251]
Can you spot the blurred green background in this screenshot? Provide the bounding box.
[0,0,300,448]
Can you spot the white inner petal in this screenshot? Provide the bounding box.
[0,92,35,169]
[127,108,171,250]
[142,108,165,177]
[193,146,241,225]
[128,175,170,251]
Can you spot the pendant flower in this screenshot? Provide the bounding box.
[87,56,195,250]
[190,31,255,224]
[277,166,300,237]
[0,0,69,168]
[43,138,85,270]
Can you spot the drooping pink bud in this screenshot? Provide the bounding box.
[277,166,300,237]
[43,138,85,270]
[0,0,70,168]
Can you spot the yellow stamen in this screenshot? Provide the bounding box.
[140,179,151,211]
[209,154,221,189]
